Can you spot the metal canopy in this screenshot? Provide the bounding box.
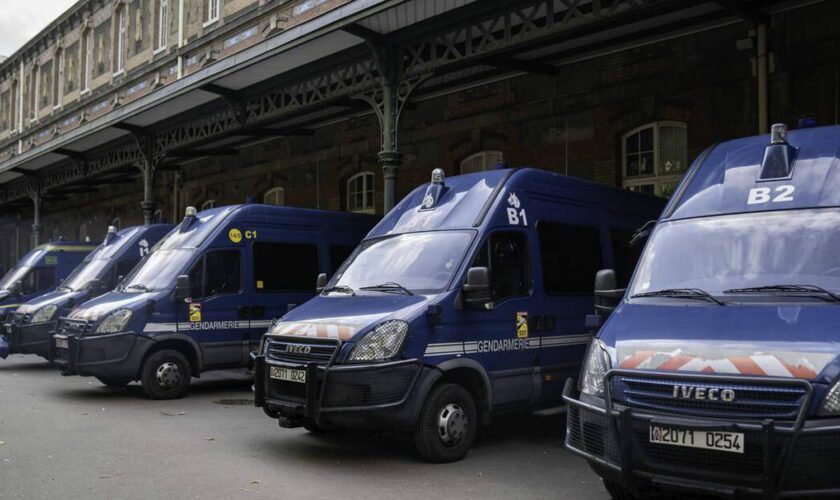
[0,0,809,208]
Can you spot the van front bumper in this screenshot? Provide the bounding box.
[6,321,58,359]
[52,331,153,380]
[563,377,840,499]
[253,354,431,431]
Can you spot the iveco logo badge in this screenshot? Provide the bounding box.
[672,385,735,402]
[283,344,311,355]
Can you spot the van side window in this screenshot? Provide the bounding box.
[108,259,139,289]
[253,242,318,293]
[22,267,56,294]
[538,222,604,294]
[610,229,643,288]
[473,231,531,301]
[329,245,355,275]
[189,250,241,299]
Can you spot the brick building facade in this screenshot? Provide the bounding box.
[0,0,837,271]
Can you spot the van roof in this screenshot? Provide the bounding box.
[369,168,664,237]
[164,204,378,249]
[33,241,98,253]
[665,124,840,220]
[89,224,174,260]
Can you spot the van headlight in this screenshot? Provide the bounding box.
[579,339,611,397]
[92,309,133,335]
[31,304,59,323]
[820,380,840,416]
[347,320,408,362]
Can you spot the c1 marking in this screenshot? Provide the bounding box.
[747,185,795,205]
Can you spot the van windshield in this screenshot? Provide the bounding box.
[630,208,840,298]
[331,231,474,294]
[0,266,31,290]
[60,259,112,291]
[121,249,194,292]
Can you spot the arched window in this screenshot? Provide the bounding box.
[201,199,216,211]
[460,150,504,174]
[622,122,688,198]
[263,187,285,206]
[346,172,374,213]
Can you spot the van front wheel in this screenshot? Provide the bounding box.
[140,349,191,399]
[414,383,477,463]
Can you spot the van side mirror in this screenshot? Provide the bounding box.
[594,269,625,318]
[87,278,102,294]
[175,275,191,301]
[629,220,656,247]
[462,267,492,310]
[315,273,327,293]
[9,280,22,297]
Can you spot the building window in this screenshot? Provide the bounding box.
[622,122,688,198]
[346,172,374,213]
[115,6,127,74]
[201,199,216,211]
[39,62,52,110]
[460,150,504,174]
[53,48,63,108]
[263,187,284,206]
[82,29,93,92]
[10,80,18,131]
[206,0,220,24]
[28,65,38,120]
[156,0,168,50]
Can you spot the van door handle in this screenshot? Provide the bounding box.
[237,306,250,319]
[527,315,556,332]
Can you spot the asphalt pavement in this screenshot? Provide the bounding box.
[0,354,609,500]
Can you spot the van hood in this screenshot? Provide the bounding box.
[68,291,152,322]
[601,303,840,383]
[17,289,88,315]
[269,294,430,341]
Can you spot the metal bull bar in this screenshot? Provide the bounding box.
[563,369,820,499]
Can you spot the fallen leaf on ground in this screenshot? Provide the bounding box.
[205,437,215,441]
[0,441,5,446]
[98,473,121,479]
[160,411,186,416]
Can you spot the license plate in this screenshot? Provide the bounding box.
[55,338,69,349]
[649,425,744,454]
[270,366,306,384]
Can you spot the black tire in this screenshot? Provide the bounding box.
[603,479,638,500]
[413,383,478,463]
[140,349,192,400]
[95,376,131,388]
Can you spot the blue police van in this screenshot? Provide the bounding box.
[3,224,173,361]
[252,167,663,462]
[0,240,96,328]
[52,204,377,398]
[564,124,840,499]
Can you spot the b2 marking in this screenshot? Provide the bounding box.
[747,185,795,205]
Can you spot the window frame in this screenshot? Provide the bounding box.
[81,29,93,93]
[114,6,127,76]
[621,121,688,198]
[346,172,375,214]
[53,48,63,110]
[204,0,220,26]
[535,220,605,296]
[28,65,39,121]
[471,229,533,304]
[189,249,243,300]
[156,0,169,51]
[460,150,504,174]
[263,187,285,206]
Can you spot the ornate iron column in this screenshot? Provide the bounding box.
[353,44,428,213]
[29,188,43,247]
[114,123,161,225]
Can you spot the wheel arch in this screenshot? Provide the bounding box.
[434,358,493,424]
[144,333,203,377]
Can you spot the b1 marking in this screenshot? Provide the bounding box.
[747,185,795,205]
[506,192,528,226]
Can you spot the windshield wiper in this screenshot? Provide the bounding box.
[360,282,415,296]
[723,284,840,303]
[632,288,726,306]
[322,285,355,296]
[126,284,150,292]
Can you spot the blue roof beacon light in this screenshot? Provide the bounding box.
[103,225,118,245]
[760,122,797,180]
[180,206,198,232]
[420,168,447,211]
